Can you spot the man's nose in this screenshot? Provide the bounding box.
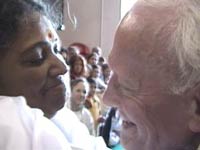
[103,77,121,107]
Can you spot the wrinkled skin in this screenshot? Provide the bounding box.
[103,2,200,150]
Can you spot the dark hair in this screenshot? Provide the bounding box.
[60,47,68,53]
[91,46,101,55]
[0,0,45,57]
[87,52,98,60]
[69,54,87,76]
[99,56,105,63]
[101,63,109,71]
[87,77,97,85]
[70,77,88,90]
[91,64,100,70]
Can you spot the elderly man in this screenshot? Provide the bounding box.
[103,0,200,150]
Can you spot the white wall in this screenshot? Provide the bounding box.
[101,0,121,57]
[121,0,137,18]
[58,0,121,58]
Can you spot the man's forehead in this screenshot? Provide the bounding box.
[112,3,176,60]
[108,17,143,71]
[108,47,140,82]
[109,9,176,73]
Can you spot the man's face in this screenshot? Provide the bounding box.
[0,14,70,118]
[103,3,195,150]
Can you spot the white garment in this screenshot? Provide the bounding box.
[109,109,122,147]
[74,108,94,135]
[0,96,72,150]
[51,108,111,150]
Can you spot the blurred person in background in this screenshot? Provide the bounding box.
[69,54,88,80]
[70,78,95,135]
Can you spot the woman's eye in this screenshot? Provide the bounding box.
[26,57,44,66]
[53,44,61,54]
[22,51,45,66]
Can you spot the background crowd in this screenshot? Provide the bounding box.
[60,43,123,148]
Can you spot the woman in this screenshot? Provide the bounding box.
[0,0,70,119]
[70,78,95,135]
[69,54,88,80]
[101,63,112,85]
[0,0,109,149]
[0,0,71,149]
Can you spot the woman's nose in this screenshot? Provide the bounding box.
[81,92,86,98]
[48,54,69,77]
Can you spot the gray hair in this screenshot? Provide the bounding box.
[140,0,200,94]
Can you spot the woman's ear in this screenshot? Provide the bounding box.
[189,91,200,133]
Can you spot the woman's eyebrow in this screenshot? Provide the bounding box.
[21,41,51,55]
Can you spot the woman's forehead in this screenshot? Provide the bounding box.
[12,15,59,53]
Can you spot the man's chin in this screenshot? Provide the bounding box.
[121,136,140,150]
[121,135,152,150]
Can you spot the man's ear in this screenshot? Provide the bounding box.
[189,91,200,133]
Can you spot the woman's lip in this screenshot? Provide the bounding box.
[51,83,66,91]
[45,81,64,90]
[50,83,66,91]
[44,82,66,93]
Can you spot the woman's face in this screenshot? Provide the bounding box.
[73,59,83,75]
[71,81,88,107]
[0,14,70,118]
[91,68,100,78]
[88,55,98,65]
[88,83,97,97]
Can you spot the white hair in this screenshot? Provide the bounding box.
[139,0,200,94]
